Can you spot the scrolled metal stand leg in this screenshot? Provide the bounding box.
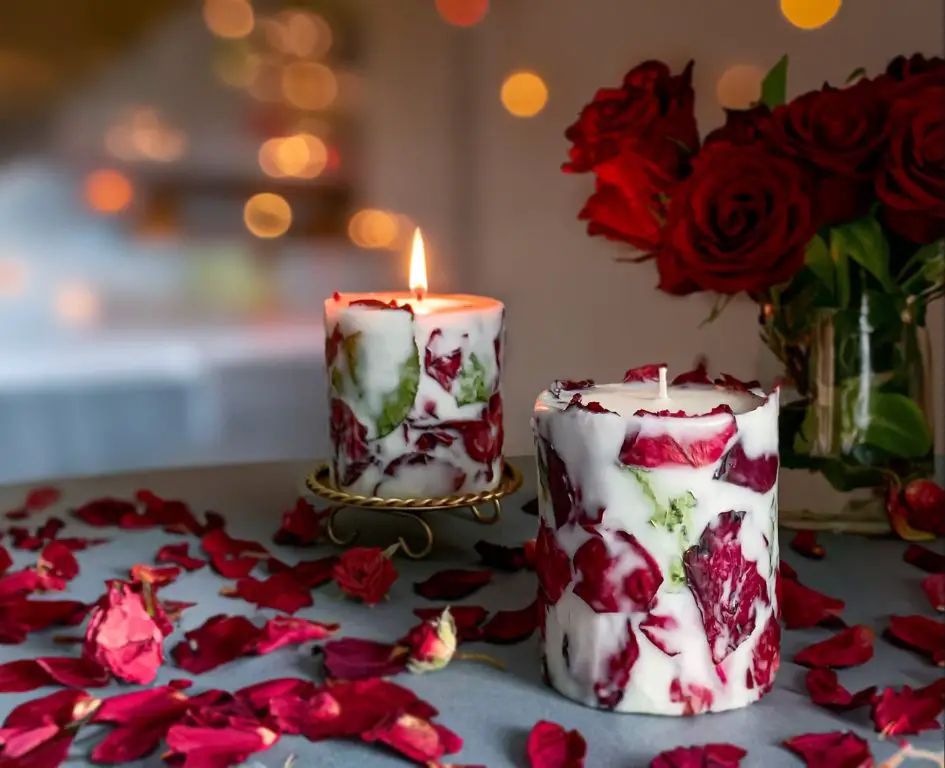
[387,510,435,560]
[468,498,501,525]
[326,506,359,547]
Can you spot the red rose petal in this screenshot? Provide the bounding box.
[783,731,873,768]
[480,601,538,645]
[155,543,206,571]
[271,555,339,589]
[671,358,711,386]
[89,685,191,764]
[0,727,74,766]
[273,497,327,546]
[621,408,737,468]
[424,328,463,391]
[361,712,463,764]
[921,573,945,612]
[714,441,779,494]
[639,612,682,657]
[7,599,89,633]
[474,540,528,572]
[794,625,875,669]
[871,684,945,736]
[549,380,595,398]
[886,614,945,665]
[72,498,137,527]
[235,677,314,714]
[202,529,268,579]
[917,677,945,703]
[164,723,279,766]
[805,668,876,711]
[0,657,109,692]
[573,528,662,614]
[171,614,262,674]
[780,560,799,581]
[780,578,845,629]
[714,373,760,392]
[413,605,488,643]
[320,637,407,681]
[252,616,339,654]
[904,543,945,574]
[0,660,51,693]
[414,569,493,601]
[595,620,641,709]
[564,394,617,415]
[129,563,181,588]
[526,720,587,768]
[749,614,781,694]
[222,572,314,614]
[650,743,747,767]
[790,530,826,560]
[623,363,666,383]
[3,689,100,728]
[38,542,79,583]
[333,547,399,606]
[24,486,61,512]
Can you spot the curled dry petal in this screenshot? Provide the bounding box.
[780,578,845,629]
[0,657,109,693]
[72,498,137,527]
[671,358,711,386]
[886,614,945,665]
[871,684,945,736]
[649,743,747,767]
[361,712,463,765]
[170,614,262,674]
[414,569,493,601]
[621,408,736,468]
[921,573,945,612]
[480,601,539,645]
[273,498,327,546]
[805,668,876,711]
[903,543,945,574]
[253,616,339,654]
[714,373,761,392]
[319,637,407,680]
[474,540,528,572]
[155,543,206,571]
[164,722,279,766]
[790,530,825,559]
[37,543,79,583]
[782,731,873,768]
[526,720,587,768]
[129,564,180,588]
[424,328,463,391]
[222,572,314,614]
[413,605,488,643]
[623,363,666,383]
[564,395,617,414]
[549,380,595,398]
[202,529,269,579]
[794,625,875,669]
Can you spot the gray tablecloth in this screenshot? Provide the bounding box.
[0,459,941,767]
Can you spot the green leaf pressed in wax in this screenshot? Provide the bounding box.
[759,54,789,109]
[831,216,893,292]
[342,332,363,396]
[375,344,421,438]
[804,235,834,295]
[668,559,686,588]
[455,353,491,407]
[862,392,932,459]
[330,366,345,395]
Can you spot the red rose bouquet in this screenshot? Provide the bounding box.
[565,54,945,537]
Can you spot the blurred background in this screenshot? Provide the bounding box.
[0,0,941,498]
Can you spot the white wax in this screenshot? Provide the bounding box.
[542,382,763,417]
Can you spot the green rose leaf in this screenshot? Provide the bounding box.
[900,241,945,294]
[846,66,867,84]
[830,215,893,292]
[862,392,932,459]
[804,235,834,294]
[375,343,421,438]
[828,229,852,309]
[455,353,490,407]
[759,54,789,109]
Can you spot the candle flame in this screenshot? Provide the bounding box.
[409,227,428,301]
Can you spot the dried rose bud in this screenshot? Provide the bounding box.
[404,608,457,674]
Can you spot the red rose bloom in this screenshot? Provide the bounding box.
[83,580,164,684]
[656,141,814,295]
[765,80,889,227]
[884,53,945,82]
[704,105,772,147]
[876,71,945,243]
[332,546,399,605]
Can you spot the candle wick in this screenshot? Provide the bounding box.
[658,366,669,400]
[414,287,425,303]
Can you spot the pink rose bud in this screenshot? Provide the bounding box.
[405,608,457,674]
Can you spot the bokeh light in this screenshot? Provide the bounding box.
[716,64,765,109]
[436,0,489,27]
[0,260,26,298]
[203,0,255,39]
[348,209,400,249]
[258,134,328,179]
[214,49,261,89]
[278,11,332,58]
[780,0,841,29]
[54,282,101,328]
[282,62,338,110]
[500,71,548,118]
[244,193,293,238]
[84,170,134,215]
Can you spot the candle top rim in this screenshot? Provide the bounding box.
[327,292,503,312]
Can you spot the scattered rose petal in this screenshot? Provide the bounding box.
[886,614,945,666]
[783,731,872,768]
[0,598,89,644]
[521,497,539,516]
[917,677,945,703]
[526,720,587,768]
[794,625,875,669]
[155,543,206,571]
[780,578,845,629]
[164,723,279,766]
[904,544,945,574]
[202,529,269,579]
[0,657,109,692]
[90,684,191,764]
[403,608,458,674]
[805,668,876,711]
[273,498,327,547]
[269,555,338,589]
[25,486,61,512]
[8,518,67,551]
[474,540,528,572]
[790,530,825,560]
[650,743,747,767]
[413,605,488,643]
[481,601,539,644]
[37,542,79,583]
[72,498,137,527]
[922,573,945,612]
[623,363,666,383]
[333,546,399,605]
[222,572,314,614]
[361,712,463,765]
[621,407,736,468]
[319,637,407,680]
[254,616,339,655]
[129,564,181,588]
[414,569,493,601]
[171,615,263,674]
[871,684,945,736]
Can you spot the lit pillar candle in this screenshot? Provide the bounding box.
[531,363,780,715]
[325,228,505,498]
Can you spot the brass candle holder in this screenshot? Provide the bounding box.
[305,461,523,559]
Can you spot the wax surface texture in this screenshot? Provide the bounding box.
[325,292,505,498]
[531,371,780,715]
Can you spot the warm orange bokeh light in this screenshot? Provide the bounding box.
[203,0,255,39]
[0,260,26,298]
[500,71,548,118]
[348,209,400,250]
[258,134,328,179]
[55,282,101,327]
[436,0,489,27]
[409,228,428,298]
[716,64,765,109]
[244,193,292,238]
[278,10,332,58]
[282,62,338,110]
[780,0,841,29]
[84,170,134,215]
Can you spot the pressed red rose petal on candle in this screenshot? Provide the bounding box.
[671,357,711,385]
[794,625,875,669]
[790,530,826,559]
[474,539,528,572]
[564,395,617,414]
[780,577,845,629]
[639,611,682,657]
[413,605,488,643]
[871,684,945,736]
[574,528,662,613]
[886,614,945,665]
[481,601,539,645]
[903,543,945,573]
[273,498,327,546]
[155,543,206,571]
[669,678,715,716]
[805,668,876,711]
[413,569,493,601]
[424,328,463,391]
[537,438,604,528]
[526,720,587,768]
[621,408,737,468]
[535,524,571,605]
[319,637,407,681]
[650,743,747,767]
[782,731,872,768]
[748,614,781,694]
[714,373,761,392]
[549,379,595,398]
[714,442,779,494]
[921,573,945,611]
[622,363,666,383]
[595,620,641,709]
